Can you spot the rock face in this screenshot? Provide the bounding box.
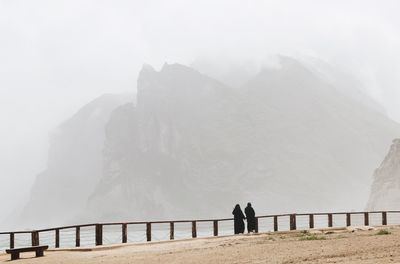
[20,94,133,228]
[85,64,246,221]
[367,139,400,210]
[84,58,400,222]
[20,57,400,228]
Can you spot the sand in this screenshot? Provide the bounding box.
[2,226,400,263]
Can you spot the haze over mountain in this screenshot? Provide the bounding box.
[19,94,133,228]
[3,1,400,232]
[18,57,400,227]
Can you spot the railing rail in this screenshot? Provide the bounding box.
[1,210,399,250]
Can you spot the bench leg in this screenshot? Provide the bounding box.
[36,249,44,257]
[11,252,19,260]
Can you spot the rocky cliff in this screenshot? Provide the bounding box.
[20,94,133,228]
[367,139,400,210]
[83,58,400,222]
[21,57,400,227]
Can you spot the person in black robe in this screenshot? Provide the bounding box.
[245,202,256,233]
[232,204,245,234]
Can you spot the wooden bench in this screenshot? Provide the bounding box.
[5,245,49,261]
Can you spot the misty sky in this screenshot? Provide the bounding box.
[1,0,400,226]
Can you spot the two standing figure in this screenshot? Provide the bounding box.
[232,203,256,234]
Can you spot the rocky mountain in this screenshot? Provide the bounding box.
[83,58,400,222]
[20,57,400,227]
[367,139,400,210]
[85,64,246,221]
[20,94,133,228]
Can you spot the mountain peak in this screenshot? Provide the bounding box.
[160,62,201,76]
[141,63,156,72]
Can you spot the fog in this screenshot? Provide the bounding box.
[1,0,400,229]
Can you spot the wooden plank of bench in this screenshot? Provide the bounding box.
[6,245,48,260]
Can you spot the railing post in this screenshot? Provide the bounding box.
[55,229,60,248]
[255,217,259,233]
[31,231,39,246]
[10,233,14,249]
[213,220,218,236]
[192,221,197,238]
[96,224,103,246]
[290,214,297,230]
[122,224,127,243]
[75,226,80,247]
[146,223,151,242]
[364,212,369,226]
[382,212,387,226]
[328,214,333,227]
[309,214,314,229]
[346,213,351,227]
[170,222,174,240]
[274,216,278,232]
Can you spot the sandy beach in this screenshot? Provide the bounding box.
[2,226,400,263]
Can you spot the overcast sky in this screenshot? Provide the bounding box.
[1,0,400,226]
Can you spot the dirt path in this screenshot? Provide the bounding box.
[2,226,400,263]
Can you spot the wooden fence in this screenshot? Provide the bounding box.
[0,211,396,250]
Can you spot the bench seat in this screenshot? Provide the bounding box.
[6,245,49,260]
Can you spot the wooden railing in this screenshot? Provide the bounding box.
[0,211,396,249]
